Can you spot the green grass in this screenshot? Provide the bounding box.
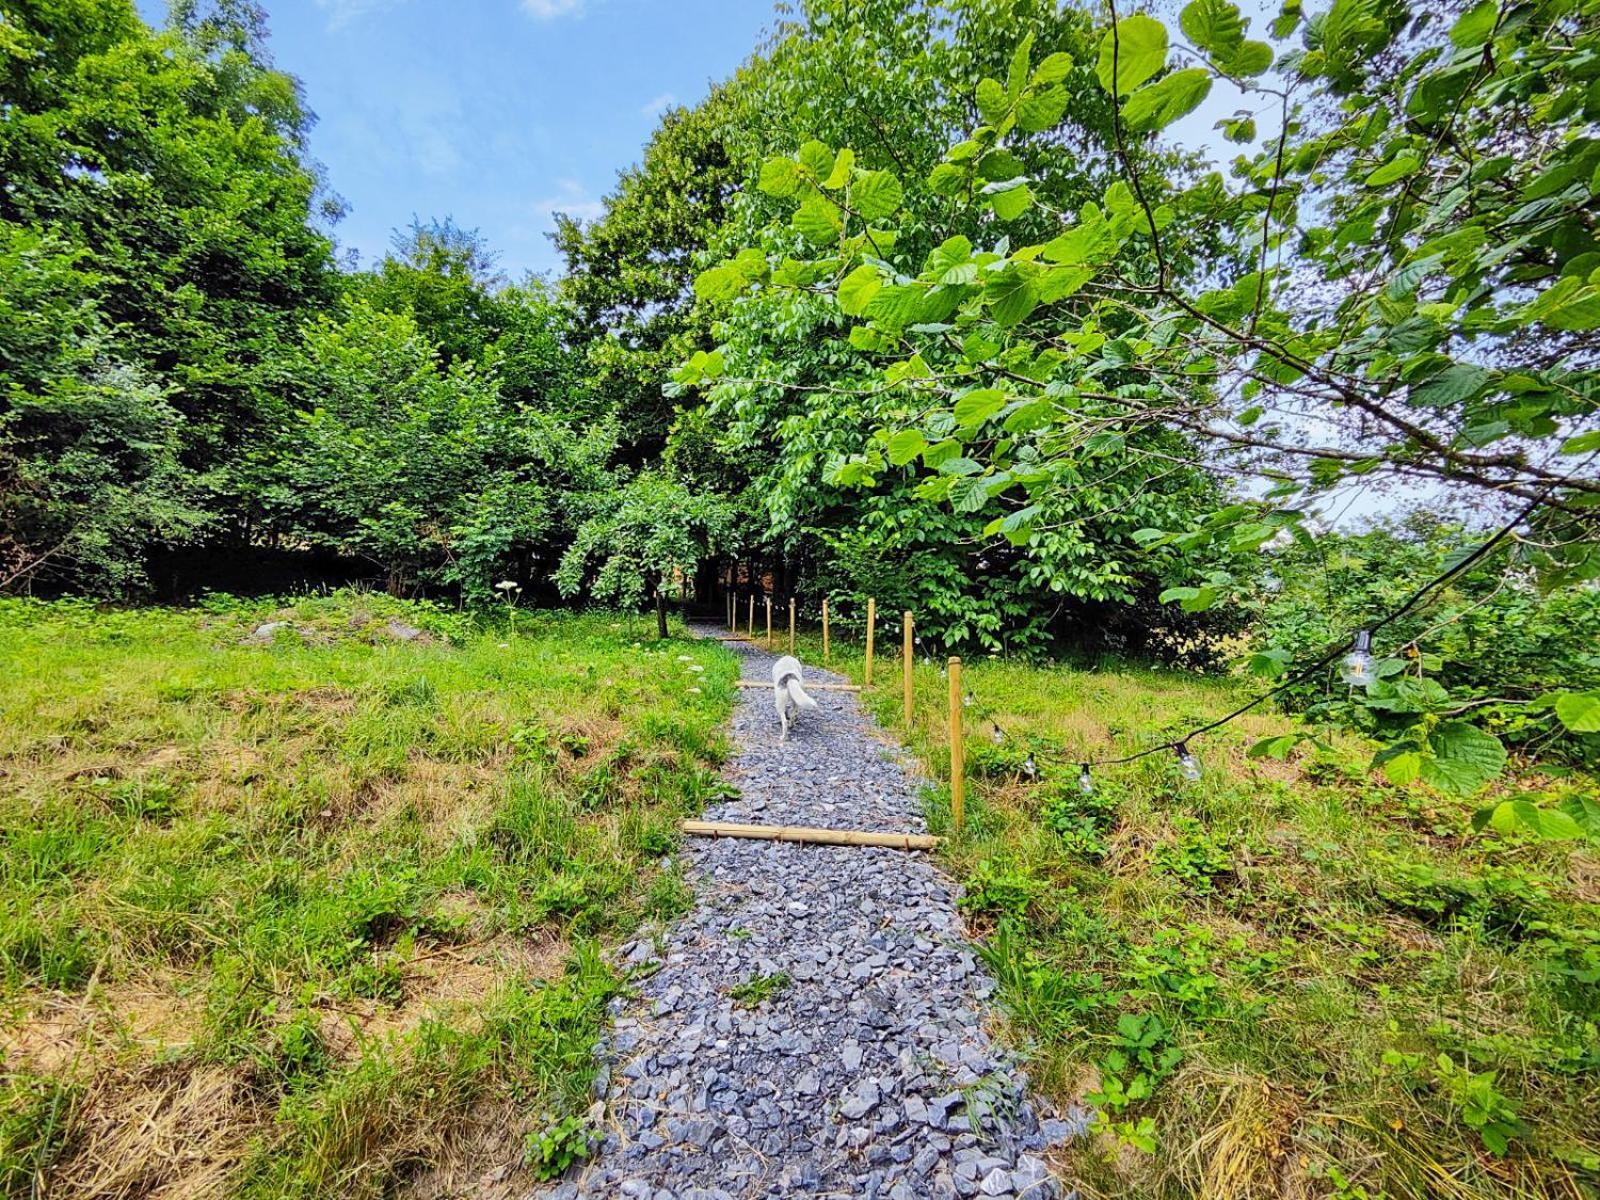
[794,626,1600,1200]
[728,971,790,1009]
[0,592,735,1198]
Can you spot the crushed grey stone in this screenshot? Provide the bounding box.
[525,626,1080,1197]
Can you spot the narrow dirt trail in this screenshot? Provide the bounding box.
[540,629,1081,1199]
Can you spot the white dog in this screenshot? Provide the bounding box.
[772,654,818,743]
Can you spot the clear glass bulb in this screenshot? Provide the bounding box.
[1340,629,1374,688]
[963,693,974,708]
[1022,753,1037,779]
[1176,744,1202,781]
[1078,765,1094,795]
[991,724,1004,746]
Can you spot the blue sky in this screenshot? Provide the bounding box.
[140,0,777,278]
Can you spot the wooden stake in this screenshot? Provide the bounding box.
[748,594,755,638]
[765,596,772,648]
[682,819,939,851]
[789,601,796,653]
[727,592,734,632]
[948,656,964,833]
[822,599,830,663]
[865,597,876,686]
[903,611,914,728]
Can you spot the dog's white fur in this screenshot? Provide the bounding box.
[772,654,818,743]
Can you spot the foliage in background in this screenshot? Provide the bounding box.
[0,0,335,590]
[1250,516,1600,771]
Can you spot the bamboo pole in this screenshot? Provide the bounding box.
[788,601,796,653]
[822,599,830,663]
[682,820,939,851]
[765,596,772,648]
[865,597,876,686]
[948,656,964,833]
[903,611,914,728]
[747,594,755,639]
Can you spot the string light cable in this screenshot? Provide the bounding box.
[986,484,1566,785]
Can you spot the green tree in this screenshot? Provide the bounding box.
[686,0,1600,786]
[556,470,735,638]
[553,86,745,457]
[358,218,508,368]
[0,0,336,586]
[675,0,1227,652]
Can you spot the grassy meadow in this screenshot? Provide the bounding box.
[0,594,735,1198]
[796,627,1600,1200]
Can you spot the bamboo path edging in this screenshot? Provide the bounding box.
[681,819,940,851]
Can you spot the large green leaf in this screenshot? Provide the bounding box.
[1554,691,1600,733]
[1122,68,1213,132]
[1472,797,1585,841]
[1519,277,1600,332]
[851,170,903,221]
[792,197,842,245]
[953,388,1007,427]
[927,235,974,285]
[1421,721,1507,795]
[797,139,834,180]
[1016,86,1070,133]
[821,147,855,190]
[985,273,1040,326]
[1449,0,1498,47]
[865,283,925,331]
[758,157,800,198]
[990,181,1033,221]
[976,78,1011,125]
[837,264,883,317]
[1220,39,1273,75]
[1096,14,1169,96]
[1180,0,1245,56]
[1365,155,1420,186]
[886,428,927,466]
[1033,52,1074,85]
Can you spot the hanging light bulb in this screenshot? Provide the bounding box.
[963,692,974,708]
[991,723,1005,746]
[1078,763,1094,795]
[1340,629,1374,689]
[1022,752,1038,779]
[1175,742,1202,781]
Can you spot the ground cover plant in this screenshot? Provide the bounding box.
[801,631,1600,1198]
[0,592,734,1197]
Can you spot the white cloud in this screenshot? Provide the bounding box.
[314,0,403,31]
[521,0,585,18]
[530,178,606,224]
[640,91,677,117]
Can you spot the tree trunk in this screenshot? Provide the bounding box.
[655,587,668,640]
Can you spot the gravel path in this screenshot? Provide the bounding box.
[539,628,1084,1200]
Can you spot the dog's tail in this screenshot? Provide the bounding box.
[784,676,818,711]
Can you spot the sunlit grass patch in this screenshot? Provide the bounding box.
[0,592,734,1196]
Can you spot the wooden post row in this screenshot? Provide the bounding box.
[948,656,964,833]
[865,597,876,686]
[822,599,831,663]
[903,611,914,728]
